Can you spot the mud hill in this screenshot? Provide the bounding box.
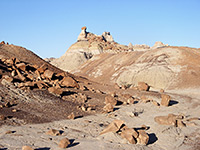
[74,46,200,92]
[50,27,200,93]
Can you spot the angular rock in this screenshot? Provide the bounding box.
[58,138,70,148]
[16,63,26,71]
[22,146,34,150]
[48,87,63,96]
[138,82,149,91]
[61,76,79,88]
[154,113,183,126]
[103,103,114,113]
[105,95,117,106]
[100,120,124,135]
[43,69,54,80]
[137,130,149,145]
[46,129,61,136]
[15,69,26,81]
[26,73,34,81]
[161,94,171,106]
[121,127,138,144]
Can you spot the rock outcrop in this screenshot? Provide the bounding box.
[102,32,114,43]
[50,27,131,72]
[151,41,168,49]
[77,26,88,41]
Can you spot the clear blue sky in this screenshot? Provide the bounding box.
[1,0,200,58]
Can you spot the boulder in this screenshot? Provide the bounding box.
[46,129,61,136]
[121,127,138,144]
[43,69,54,80]
[137,130,149,145]
[105,95,117,106]
[58,138,70,148]
[103,103,114,113]
[161,94,171,106]
[48,87,63,96]
[61,76,79,88]
[100,120,124,135]
[154,113,183,126]
[137,82,149,91]
[16,63,26,71]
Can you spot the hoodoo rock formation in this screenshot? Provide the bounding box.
[50,27,131,72]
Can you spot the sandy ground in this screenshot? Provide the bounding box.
[0,91,199,150]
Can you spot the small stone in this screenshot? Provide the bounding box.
[176,120,186,127]
[161,94,171,106]
[152,100,160,106]
[0,115,5,121]
[58,138,70,148]
[4,102,11,108]
[46,129,61,136]
[12,109,17,112]
[5,130,14,134]
[22,146,34,150]
[160,89,164,93]
[67,112,75,119]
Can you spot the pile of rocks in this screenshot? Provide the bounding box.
[77,27,130,52]
[0,57,79,97]
[100,120,149,145]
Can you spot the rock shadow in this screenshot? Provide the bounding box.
[35,148,50,150]
[116,100,123,106]
[0,148,8,150]
[169,100,178,106]
[68,139,80,148]
[147,133,158,145]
